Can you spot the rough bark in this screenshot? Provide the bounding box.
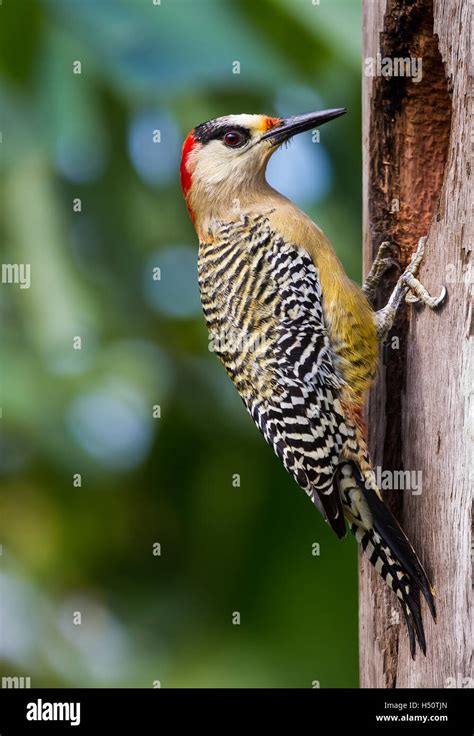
[361,0,472,688]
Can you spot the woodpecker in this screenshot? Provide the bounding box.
[180,110,446,658]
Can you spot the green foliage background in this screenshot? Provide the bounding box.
[0,0,362,687]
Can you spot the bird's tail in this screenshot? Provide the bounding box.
[337,460,436,658]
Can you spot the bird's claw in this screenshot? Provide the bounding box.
[406,284,447,309]
[407,236,427,275]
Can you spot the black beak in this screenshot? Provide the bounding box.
[261,108,346,144]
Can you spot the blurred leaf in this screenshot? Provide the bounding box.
[239,0,335,83]
[0,0,42,86]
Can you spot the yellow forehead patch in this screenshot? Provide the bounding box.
[259,116,282,131]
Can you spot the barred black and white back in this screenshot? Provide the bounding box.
[199,212,354,537]
[198,211,435,657]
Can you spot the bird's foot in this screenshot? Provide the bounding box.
[362,241,401,304]
[375,236,447,341]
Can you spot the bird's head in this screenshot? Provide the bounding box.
[180,109,346,227]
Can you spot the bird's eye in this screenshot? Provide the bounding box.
[223,130,245,147]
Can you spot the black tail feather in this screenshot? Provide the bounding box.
[400,601,419,659]
[357,519,427,658]
[339,461,436,658]
[357,469,436,621]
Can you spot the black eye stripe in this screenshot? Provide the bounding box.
[194,122,250,145]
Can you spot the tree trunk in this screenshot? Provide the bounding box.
[360,0,472,688]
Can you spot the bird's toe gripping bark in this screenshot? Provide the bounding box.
[403,273,447,307]
[374,236,447,341]
[402,237,447,307]
[362,240,402,304]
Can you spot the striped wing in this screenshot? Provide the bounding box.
[198,214,353,537]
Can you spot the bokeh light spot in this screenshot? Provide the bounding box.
[144,245,201,319]
[266,134,332,207]
[128,110,181,187]
[66,381,153,470]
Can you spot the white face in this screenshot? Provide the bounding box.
[182,108,346,224]
[185,114,282,207]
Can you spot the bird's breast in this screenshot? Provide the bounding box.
[198,214,282,401]
[198,211,378,407]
